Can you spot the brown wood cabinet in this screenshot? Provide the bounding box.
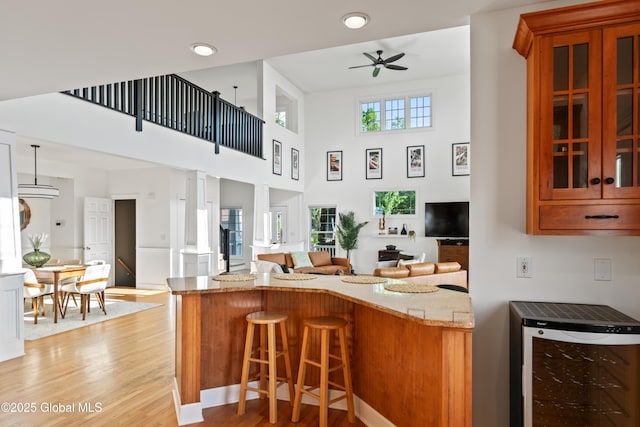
[437,239,469,272]
[514,0,640,235]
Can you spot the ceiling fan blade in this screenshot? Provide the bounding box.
[373,67,381,77]
[383,52,405,64]
[363,52,378,63]
[348,64,375,69]
[384,64,408,70]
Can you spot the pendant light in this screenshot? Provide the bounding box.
[18,144,59,199]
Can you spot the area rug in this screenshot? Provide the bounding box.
[23,298,161,340]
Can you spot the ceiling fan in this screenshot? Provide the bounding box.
[348,50,408,77]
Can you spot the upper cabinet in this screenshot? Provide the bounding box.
[514,0,640,235]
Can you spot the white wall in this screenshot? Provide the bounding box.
[304,74,470,272]
[471,2,640,426]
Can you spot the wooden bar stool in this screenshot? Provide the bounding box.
[291,316,355,426]
[238,311,295,424]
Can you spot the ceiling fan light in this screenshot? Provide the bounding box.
[342,13,369,29]
[191,43,216,57]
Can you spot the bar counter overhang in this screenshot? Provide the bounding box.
[166,273,474,426]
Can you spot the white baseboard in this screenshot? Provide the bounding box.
[172,378,204,426]
[198,382,394,426]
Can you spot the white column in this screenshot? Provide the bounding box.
[182,171,210,276]
[0,130,21,273]
[0,130,24,361]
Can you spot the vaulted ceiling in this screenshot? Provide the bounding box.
[1,0,554,101]
[4,0,557,170]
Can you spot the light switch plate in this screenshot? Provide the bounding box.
[594,258,612,281]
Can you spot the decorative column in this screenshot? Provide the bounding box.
[0,130,25,361]
[181,171,210,276]
[250,184,272,259]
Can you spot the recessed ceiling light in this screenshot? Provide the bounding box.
[191,43,216,57]
[342,12,369,29]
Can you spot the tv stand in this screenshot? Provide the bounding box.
[437,239,469,273]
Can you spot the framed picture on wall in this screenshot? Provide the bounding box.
[273,140,282,175]
[452,142,470,176]
[291,148,299,180]
[366,148,382,180]
[327,151,342,181]
[406,145,425,178]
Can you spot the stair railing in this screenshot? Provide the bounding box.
[62,74,264,158]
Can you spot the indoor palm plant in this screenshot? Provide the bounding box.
[336,211,368,267]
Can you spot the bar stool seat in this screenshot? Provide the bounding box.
[238,311,295,424]
[291,316,355,426]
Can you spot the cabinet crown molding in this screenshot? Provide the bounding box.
[514,0,640,58]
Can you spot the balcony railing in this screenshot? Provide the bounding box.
[62,74,264,158]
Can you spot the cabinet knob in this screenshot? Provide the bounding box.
[591,177,601,185]
[604,177,615,185]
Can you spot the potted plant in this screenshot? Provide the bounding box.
[23,232,51,267]
[336,211,368,272]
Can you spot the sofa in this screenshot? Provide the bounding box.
[373,261,468,288]
[256,251,351,275]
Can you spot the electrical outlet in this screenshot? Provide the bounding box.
[517,257,532,278]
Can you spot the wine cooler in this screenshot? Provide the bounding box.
[510,301,640,427]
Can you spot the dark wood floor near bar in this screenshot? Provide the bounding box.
[0,289,363,426]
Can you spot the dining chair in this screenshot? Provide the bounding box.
[23,269,55,324]
[60,264,111,320]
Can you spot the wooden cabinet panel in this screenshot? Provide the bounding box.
[539,204,640,230]
[438,240,469,272]
[515,1,640,235]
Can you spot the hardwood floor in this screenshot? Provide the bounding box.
[0,288,364,426]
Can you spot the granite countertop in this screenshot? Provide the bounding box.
[167,273,474,329]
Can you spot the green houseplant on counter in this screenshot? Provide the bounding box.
[336,211,368,273]
[23,233,51,267]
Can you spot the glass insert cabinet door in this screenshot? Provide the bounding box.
[539,31,602,201]
[603,23,640,200]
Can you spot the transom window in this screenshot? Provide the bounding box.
[360,94,432,134]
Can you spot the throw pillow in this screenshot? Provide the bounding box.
[280,264,290,273]
[291,251,313,269]
[308,250,332,266]
[253,260,283,274]
[398,259,421,268]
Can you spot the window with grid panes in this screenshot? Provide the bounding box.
[361,101,381,132]
[385,98,405,130]
[410,96,431,128]
[360,94,431,134]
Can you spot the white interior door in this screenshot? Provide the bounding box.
[84,197,113,268]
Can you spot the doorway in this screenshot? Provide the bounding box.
[115,199,136,287]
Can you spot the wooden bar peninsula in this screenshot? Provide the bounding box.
[166,274,474,426]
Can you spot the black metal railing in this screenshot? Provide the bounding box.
[62,74,263,158]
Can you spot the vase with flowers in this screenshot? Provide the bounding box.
[23,233,51,267]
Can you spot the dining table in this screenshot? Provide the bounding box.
[33,265,86,323]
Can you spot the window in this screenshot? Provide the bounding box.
[361,101,381,132]
[373,190,417,216]
[275,111,286,128]
[275,86,298,133]
[310,207,336,256]
[410,96,431,128]
[220,208,243,256]
[359,94,431,134]
[385,98,405,130]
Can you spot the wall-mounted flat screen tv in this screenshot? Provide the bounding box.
[424,201,469,238]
